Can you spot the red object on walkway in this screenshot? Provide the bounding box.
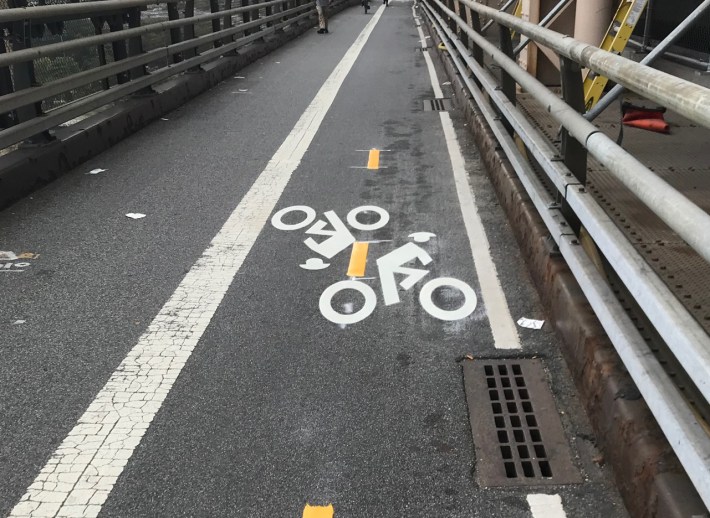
[621,103,670,134]
[623,118,671,133]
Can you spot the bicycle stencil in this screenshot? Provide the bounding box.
[270,205,477,325]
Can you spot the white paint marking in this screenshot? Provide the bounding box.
[418,11,520,349]
[125,213,146,219]
[320,280,377,324]
[10,7,387,517]
[527,494,568,518]
[346,205,390,231]
[377,242,432,306]
[300,258,331,270]
[271,205,317,231]
[409,231,436,243]
[419,277,477,321]
[304,211,355,259]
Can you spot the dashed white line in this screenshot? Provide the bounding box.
[9,6,387,518]
[527,494,568,518]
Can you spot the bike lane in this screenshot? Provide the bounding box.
[0,9,377,518]
[3,2,629,517]
[92,3,627,517]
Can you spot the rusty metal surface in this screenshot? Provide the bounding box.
[463,358,581,487]
[518,93,710,335]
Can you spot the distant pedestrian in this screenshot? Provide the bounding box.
[316,0,331,33]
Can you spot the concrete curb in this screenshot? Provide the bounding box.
[0,0,357,210]
[422,19,708,518]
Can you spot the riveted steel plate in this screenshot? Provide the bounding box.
[517,93,710,335]
[463,358,581,487]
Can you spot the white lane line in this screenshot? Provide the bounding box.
[9,7,387,518]
[527,494,568,518]
[417,10,520,349]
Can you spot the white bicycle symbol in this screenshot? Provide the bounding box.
[271,204,478,325]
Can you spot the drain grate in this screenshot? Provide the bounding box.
[463,358,581,487]
[423,98,452,111]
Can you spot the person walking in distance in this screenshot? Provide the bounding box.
[316,0,331,33]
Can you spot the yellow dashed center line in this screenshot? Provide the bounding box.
[303,504,334,518]
[346,241,369,277]
[367,148,380,170]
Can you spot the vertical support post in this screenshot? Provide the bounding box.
[167,2,183,63]
[252,0,262,36]
[126,7,147,80]
[91,18,111,90]
[459,2,470,50]
[641,0,654,51]
[452,0,462,40]
[497,22,516,135]
[559,56,586,235]
[8,4,52,143]
[242,0,253,36]
[210,0,223,46]
[108,15,129,83]
[446,0,456,33]
[183,0,197,60]
[0,36,16,129]
[498,23,516,105]
[265,0,274,28]
[469,10,483,66]
[223,0,238,51]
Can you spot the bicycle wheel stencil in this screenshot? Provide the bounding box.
[270,204,478,325]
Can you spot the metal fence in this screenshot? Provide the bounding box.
[0,0,323,141]
[416,0,710,509]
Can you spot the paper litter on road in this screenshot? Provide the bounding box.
[87,168,106,175]
[442,81,451,85]
[125,213,146,219]
[13,320,26,325]
[234,76,245,79]
[517,317,544,330]
[160,117,169,121]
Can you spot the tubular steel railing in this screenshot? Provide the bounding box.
[0,0,326,148]
[416,0,710,508]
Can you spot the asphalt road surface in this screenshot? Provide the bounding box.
[1,2,629,517]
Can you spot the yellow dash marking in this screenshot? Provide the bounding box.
[346,241,369,277]
[303,504,334,518]
[367,148,380,170]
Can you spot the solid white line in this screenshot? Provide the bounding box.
[417,11,520,349]
[527,494,568,518]
[9,7,387,518]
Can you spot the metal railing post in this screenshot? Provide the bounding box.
[469,9,483,66]
[126,7,148,81]
[108,15,129,84]
[242,0,252,36]
[8,1,51,143]
[167,1,183,63]
[559,56,586,235]
[210,0,223,47]
[0,39,15,129]
[183,0,197,60]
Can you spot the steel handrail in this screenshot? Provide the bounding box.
[419,0,710,508]
[458,0,710,130]
[0,0,288,68]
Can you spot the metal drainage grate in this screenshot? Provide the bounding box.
[462,358,581,487]
[423,98,452,111]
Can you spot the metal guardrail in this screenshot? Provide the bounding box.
[0,0,325,147]
[416,0,710,508]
